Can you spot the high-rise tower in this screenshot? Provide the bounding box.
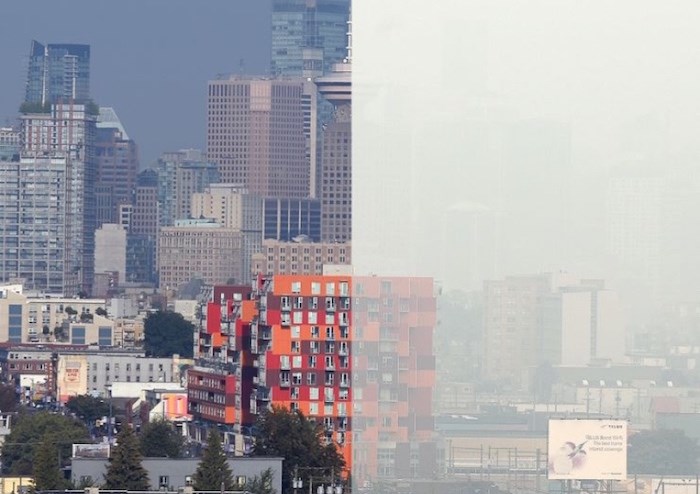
[25,40,91,105]
[271,0,351,77]
[206,77,308,199]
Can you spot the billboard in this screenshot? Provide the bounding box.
[548,419,627,480]
[72,443,111,459]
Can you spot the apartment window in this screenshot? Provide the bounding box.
[309,402,319,415]
[292,372,302,385]
[308,355,317,368]
[291,326,301,338]
[291,341,301,353]
[292,356,302,368]
[311,326,320,338]
[309,297,318,309]
[325,283,335,296]
[325,327,335,340]
[308,312,317,324]
[307,373,317,385]
[291,281,302,293]
[311,282,321,295]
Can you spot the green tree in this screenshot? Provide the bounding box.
[0,383,19,412]
[2,412,90,475]
[144,310,194,357]
[248,468,276,494]
[253,406,346,494]
[95,307,108,317]
[629,429,699,475]
[192,430,234,491]
[32,435,68,491]
[139,419,184,458]
[103,426,150,490]
[66,394,110,424]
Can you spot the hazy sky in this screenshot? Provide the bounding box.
[354,0,700,307]
[0,0,271,165]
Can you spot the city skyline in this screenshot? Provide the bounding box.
[0,0,271,165]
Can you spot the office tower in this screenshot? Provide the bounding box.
[0,103,96,295]
[250,239,351,276]
[191,184,262,280]
[538,279,624,368]
[127,170,159,284]
[206,77,308,199]
[156,150,218,226]
[158,220,243,291]
[94,224,127,284]
[482,274,552,385]
[25,40,90,105]
[316,57,351,242]
[263,198,322,242]
[187,274,437,483]
[271,0,350,77]
[482,273,625,386]
[94,108,139,226]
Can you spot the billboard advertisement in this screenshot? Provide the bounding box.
[548,419,627,480]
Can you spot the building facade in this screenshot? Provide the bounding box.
[25,40,90,105]
[187,274,437,484]
[251,240,351,276]
[316,60,351,242]
[94,224,127,285]
[207,77,308,198]
[94,108,139,226]
[0,103,97,295]
[158,221,243,291]
[190,184,262,279]
[271,0,350,77]
[263,198,322,242]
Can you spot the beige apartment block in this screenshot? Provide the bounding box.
[251,240,351,276]
[158,222,243,291]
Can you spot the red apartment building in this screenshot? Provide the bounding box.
[187,274,437,483]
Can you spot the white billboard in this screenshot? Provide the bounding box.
[548,419,627,480]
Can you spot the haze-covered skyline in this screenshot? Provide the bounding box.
[0,0,271,165]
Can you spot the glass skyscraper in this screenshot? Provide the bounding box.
[271,0,350,77]
[25,40,91,105]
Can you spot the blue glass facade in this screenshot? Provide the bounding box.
[98,326,112,346]
[71,326,86,345]
[8,304,22,344]
[263,198,321,242]
[25,40,91,104]
[271,0,350,77]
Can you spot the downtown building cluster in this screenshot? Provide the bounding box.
[0,1,441,489]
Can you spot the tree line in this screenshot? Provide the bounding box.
[4,405,345,494]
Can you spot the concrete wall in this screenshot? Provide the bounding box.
[72,457,283,494]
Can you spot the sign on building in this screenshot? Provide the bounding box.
[548,419,627,480]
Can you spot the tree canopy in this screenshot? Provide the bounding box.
[144,310,194,358]
[248,468,276,494]
[104,426,150,490]
[33,434,69,491]
[2,412,90,475]
[253,406,345,494]
[139,419,184,458]
[192,430,235,491]
[66,394,110,425]
[629,429,700,475]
